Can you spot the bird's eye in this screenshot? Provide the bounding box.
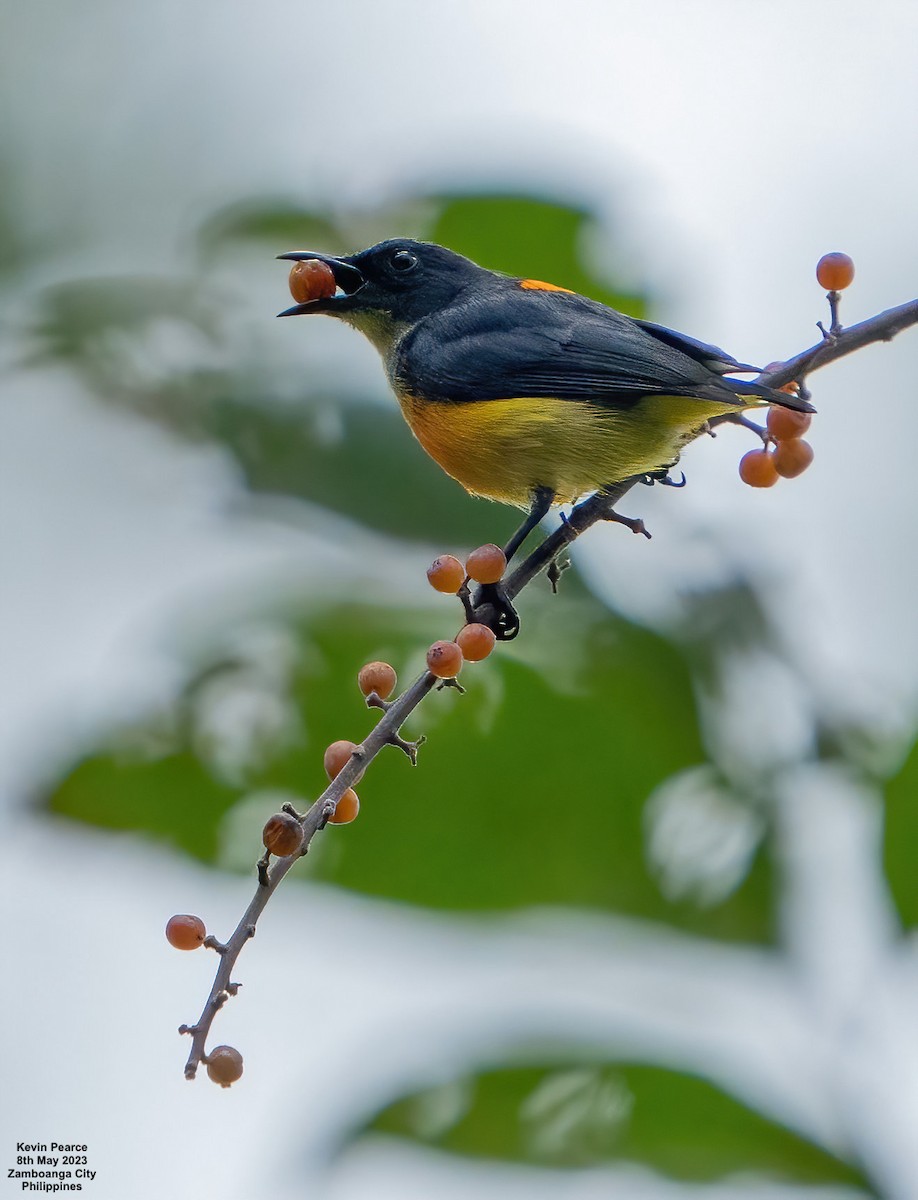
[390,249,418,273]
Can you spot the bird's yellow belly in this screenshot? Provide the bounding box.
[396,392,743,507]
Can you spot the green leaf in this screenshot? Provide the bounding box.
[25,276,217,368]
[293,597,772,940]
[430,194,645,315]
[207,398,519,546]
[50,747,238,862]
[883,736,918,926]
[369,1061,870,1188]
[196,200,345,258]
[0,159,30,278]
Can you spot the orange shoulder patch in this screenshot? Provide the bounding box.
[518,278,574,294]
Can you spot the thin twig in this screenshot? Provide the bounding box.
[182,671,435,1077]
[755,296,918,391]
[181,290,918,1079]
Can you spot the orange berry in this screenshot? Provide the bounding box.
[166,914,206,951]
[456,623,496,662]
[329,788,359,824]
[262,812,303,857]
[357,661,397,700]
[427,639,464,678]
[289,259,336,303]
[466,543,507,585]
[206,1045,244,1088]
[816,252,854,292]
[427,554,466,594]
[324,739,359,781]
[767,406,812,441]
[739,448,779,488]
[773,438,814,479]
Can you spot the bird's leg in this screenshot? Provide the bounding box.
[502,486,555,562]
[471,487,555,641]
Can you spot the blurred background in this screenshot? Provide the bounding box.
[2,2,918,1197]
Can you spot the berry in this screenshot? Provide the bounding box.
[357,661,397,700]
[816,252,854,292]
[456,623,496,662]
[324,739,359,781]
[206,1045,244,1088]
[773,438,814,479]
[738,448,779,488]
[166,914,206,951]
[289,259,336,304]
[767,405,812,441]
[427,640,463,678]
[427,554,466,594]
[262,812,303,857]
[329,788,359,824]
[466,544,507,585]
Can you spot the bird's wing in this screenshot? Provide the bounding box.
[397,286,805,410]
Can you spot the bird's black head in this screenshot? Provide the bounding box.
[277,239,488,325]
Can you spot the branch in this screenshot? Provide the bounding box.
[181,671,435,1078]
[755,296,918,392]
[179,287,918,1081]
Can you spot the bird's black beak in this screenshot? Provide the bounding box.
[275,251,366,316]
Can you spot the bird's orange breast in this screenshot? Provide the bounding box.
[393,389,733,508]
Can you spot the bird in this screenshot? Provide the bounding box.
[278,238,812,562]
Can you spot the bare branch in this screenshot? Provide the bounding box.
[756,296,918,392]
[182,671,435,1077]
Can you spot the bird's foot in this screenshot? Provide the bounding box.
[473,581,521,641]
[641,468,686,488]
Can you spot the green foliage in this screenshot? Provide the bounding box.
[46,587,773,941]
[883,739,918,927]
[26,276,216,369]
[431,194,644,314]
[368,1061,870,1188]
[197,200,345,258]
[0,160,28,278]
[206,398,513,546]
[52,747,238,861]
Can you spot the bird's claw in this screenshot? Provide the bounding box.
[641,468,686,488]
[474,581,521,641]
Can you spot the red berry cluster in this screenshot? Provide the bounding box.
[738,252,853,489]
[425,544,504,677]
[316,544,505,830]
[739,402,814,489]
